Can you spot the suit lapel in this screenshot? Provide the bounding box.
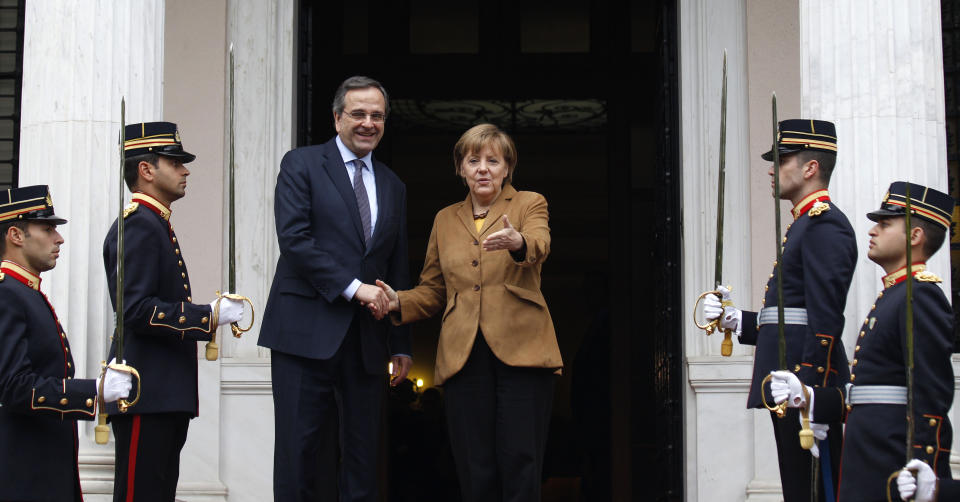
[478,184,516,236]
[456,194,479,239]
[321,139,366,245]
[369,156,391,252]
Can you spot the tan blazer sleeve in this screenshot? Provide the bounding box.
[512,192,550,267]
[394,215,446,325]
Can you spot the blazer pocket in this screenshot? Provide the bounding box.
[442,292,458,323]
[504,283,546,308]
[278,276,318,298]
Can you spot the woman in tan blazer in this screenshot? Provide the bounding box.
[378,124,562,502]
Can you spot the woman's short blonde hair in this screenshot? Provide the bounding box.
[453,124,518,185]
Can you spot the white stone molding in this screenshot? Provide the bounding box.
[801,0,957,474]
[19,0,165,496]
[222,0,295,359]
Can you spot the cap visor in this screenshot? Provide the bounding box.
[29,215,68,225]
[866,208,902,222]
[159,150,196,163]
[761,145,804,162]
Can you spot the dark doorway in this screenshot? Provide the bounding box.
[296,1,683,500]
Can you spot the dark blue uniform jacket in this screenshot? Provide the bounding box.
[103,194,213,416]
[0,261,97,502]
[812,267,954,501]
[739,192,857,409]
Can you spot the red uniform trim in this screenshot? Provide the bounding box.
[126,415,142,502]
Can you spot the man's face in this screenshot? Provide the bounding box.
[18,222,64,274]
[148,155,190,204]
[867,216,907,268]
[768,153,807,201]
[334,87,386,157]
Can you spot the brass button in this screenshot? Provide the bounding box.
[870,304,876,310]
[59,398,68,405]
[851,359,858,366]
[184,284,189,291]
[473,284,480,291]
[929,418,938,427]
[181,272,186,278]
[187,296,192,302]
[782,237,787,244]
[859,331,865,337]
[64,346,69,353]
[926,446,935,454]
[178,260,183,267]
[769,273,774,279]
[846,404,852,412]
[37,396,46,403]
[816,366,824,373]
[158,312,166,320]
[794,364,801,372]
[764,286,769,291]
[86,398,93,408]
[878,292,884,298]
[855,345,861,352]
[173,237,177,243]
[773,260,778,266]
[67,362,71,369]
[820,339,829,347]
[471,260,478,267]
[201,317,209,324]
[175,248,181,255]
[178,316,187,324]
[60,333,65,339]
[850,374,856,382]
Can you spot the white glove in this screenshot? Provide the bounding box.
[770,370,810,408]
[96,359,133,403]
[703,285,741,332]
[210,295,244,326]
[898,459,936,502]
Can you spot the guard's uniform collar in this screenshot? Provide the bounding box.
[882,262,926,289]
[1,259,41,290]
[792,190,830,219]
[132,192,172,221]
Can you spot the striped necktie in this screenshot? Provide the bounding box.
[352,159,372,247]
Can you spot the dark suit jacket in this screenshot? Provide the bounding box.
[738,192,857,409]
[103,194,214,416]
[0,261,97,502]
[259,137,410,373]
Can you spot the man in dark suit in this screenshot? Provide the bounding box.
[773,182,955,501]
[104,123,244,501]
[259,75,412,502]
[0,185,131,501]
[703,120,857,501]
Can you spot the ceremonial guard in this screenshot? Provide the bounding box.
[772,182,955,501]
[104,122,244,501]
[704,120,856,501]
[0,185,131,501]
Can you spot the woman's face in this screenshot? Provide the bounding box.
[461,145,509,204]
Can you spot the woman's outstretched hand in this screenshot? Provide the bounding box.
[376,279,400,312]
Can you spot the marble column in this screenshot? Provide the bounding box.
[19,1,165,498]
[680,0,760,500]
[801,0,959,474]
[219,1,295,500]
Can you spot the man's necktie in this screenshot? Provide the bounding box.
[352,159,372,247]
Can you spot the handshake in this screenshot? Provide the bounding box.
[354,280,400,320]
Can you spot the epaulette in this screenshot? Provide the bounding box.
[915,270,942,283]
[808,201,831,217]
[122,202,139,219]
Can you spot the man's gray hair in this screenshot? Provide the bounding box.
[332,76,390,117]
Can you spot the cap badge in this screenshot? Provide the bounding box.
[175,129,181,143]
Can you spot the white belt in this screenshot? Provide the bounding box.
[846,384,908,406]
[757,307,808,326]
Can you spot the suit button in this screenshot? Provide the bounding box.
[816,366,824,373]
[158,312,166,320]
[878,291,884,298]
[473,240,479,245]
[820,339,829,347]
[930,418,938,427]
[179,316,187,324]
[37,396,46,403]
[473,285,480,291]
[60,398,68,405]
[764,286,769,292]
[926,446,935,454]
[61,332,65,339]
[472,260,478,267]
[86,399,94,408]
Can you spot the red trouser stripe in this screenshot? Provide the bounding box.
[126,415,142,502]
